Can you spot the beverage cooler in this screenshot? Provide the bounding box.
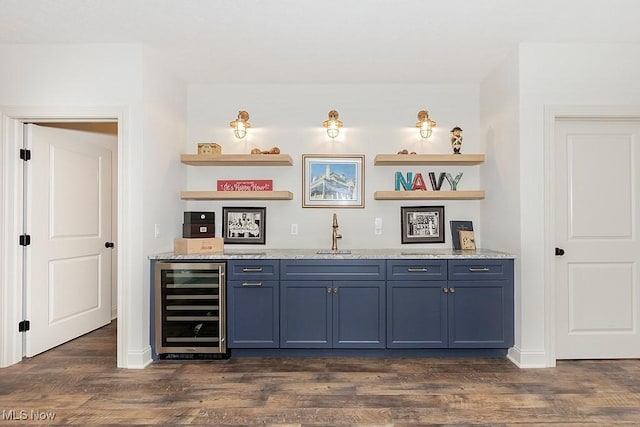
[154,262,227,358]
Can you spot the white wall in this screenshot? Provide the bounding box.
[186,84,485,250]
[517,42,640,367]
[479,48,522,359]
[139,48,188,363]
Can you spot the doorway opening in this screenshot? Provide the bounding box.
[1,109,126,368]
[544,107,640,366]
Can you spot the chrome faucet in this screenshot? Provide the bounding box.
[331,213,342,251]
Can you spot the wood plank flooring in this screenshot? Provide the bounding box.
[1,321,639,425]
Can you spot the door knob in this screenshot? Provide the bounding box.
[555,247,565,256]
[105,242,115,248]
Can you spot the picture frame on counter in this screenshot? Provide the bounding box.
[222,207,266,244]
[302,154,365,208]
[450,220,474,250]
[401,205,445,244]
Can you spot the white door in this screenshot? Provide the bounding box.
[555,118,640,359]
[25,124,114,357]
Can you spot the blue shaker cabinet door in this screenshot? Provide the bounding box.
[447,281,513,348]
[280,281,333,348]
[447,259,514,348]
[332,281,386,348]
[387,281,448,348]
[227,280,279,348]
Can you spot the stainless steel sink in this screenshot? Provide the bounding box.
[316,249,352,254]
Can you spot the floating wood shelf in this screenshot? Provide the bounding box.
[374,190,485,200]
[374,154,485,166]
[181,191,294,201]
[181,154,294,166]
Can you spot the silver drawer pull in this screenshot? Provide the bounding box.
[468,267,490,272]
[407,268,428,272]
[242,282,263,287]
[242,267,263,272]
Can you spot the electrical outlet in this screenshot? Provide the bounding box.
[154,223,160,238]
[374,217,383,235]
[291,224,298,235]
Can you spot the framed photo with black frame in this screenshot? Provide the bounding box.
[302,154,365,208]
[222,207,266,244]
[400,206,445,244]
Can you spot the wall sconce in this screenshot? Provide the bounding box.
[230,110,250,139]
[416,110,436,139]
[322,110,343,139]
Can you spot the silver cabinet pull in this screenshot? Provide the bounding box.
[449,287,456,293]
[443,287,449,293]
[407,267,428,272]
[468,267,490,272]
[242,282,263,287]
[327,287,332,293]
[242,267,263,272]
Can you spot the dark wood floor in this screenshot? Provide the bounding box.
[1,322,639,426]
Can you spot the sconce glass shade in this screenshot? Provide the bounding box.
[230,110,251,139]
[416,110,436,139]
[323,110,343,139]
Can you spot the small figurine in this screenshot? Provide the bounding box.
[450,126,463,154]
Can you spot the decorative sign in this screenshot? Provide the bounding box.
[217,180,273,191]
[395,172,463,191]
[197,142,221,155]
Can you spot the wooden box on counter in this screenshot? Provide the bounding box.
[173,237,223,254]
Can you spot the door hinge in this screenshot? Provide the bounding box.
[19,234,31,246]
[19,148,31,161]
[18,320,30,332]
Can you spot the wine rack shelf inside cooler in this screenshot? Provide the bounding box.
[154,262,227,356]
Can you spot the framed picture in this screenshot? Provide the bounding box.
[450,220,474,250]
[401,206,445,244]
[222,207,266,244]
[302,154,365,208]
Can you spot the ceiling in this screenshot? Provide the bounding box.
[2,0,640,84]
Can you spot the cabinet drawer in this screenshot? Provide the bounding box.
[387,260,447,281]
[448,259,513,280]
[280,259,385,281]
[227,260,279,281]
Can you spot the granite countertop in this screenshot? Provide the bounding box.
[149,248,515,260]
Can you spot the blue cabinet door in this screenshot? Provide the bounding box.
[447,280,513,348]
[447,259,514,348]
[333,281,386,348]
[280,281,332,348]
[227,280,279,348]
[387,281,448,348]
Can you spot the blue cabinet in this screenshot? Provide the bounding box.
[280,260,386,349]
[387,259,514,349]
[387,260,448,348]
[448,259,514,348]
[227,260,280,348]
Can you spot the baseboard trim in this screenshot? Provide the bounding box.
[125,345,153,369]
[507,346,554,368]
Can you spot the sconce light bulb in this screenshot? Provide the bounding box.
[234,122,247,139]
[420,123,432,139]
[327,121,339,138]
